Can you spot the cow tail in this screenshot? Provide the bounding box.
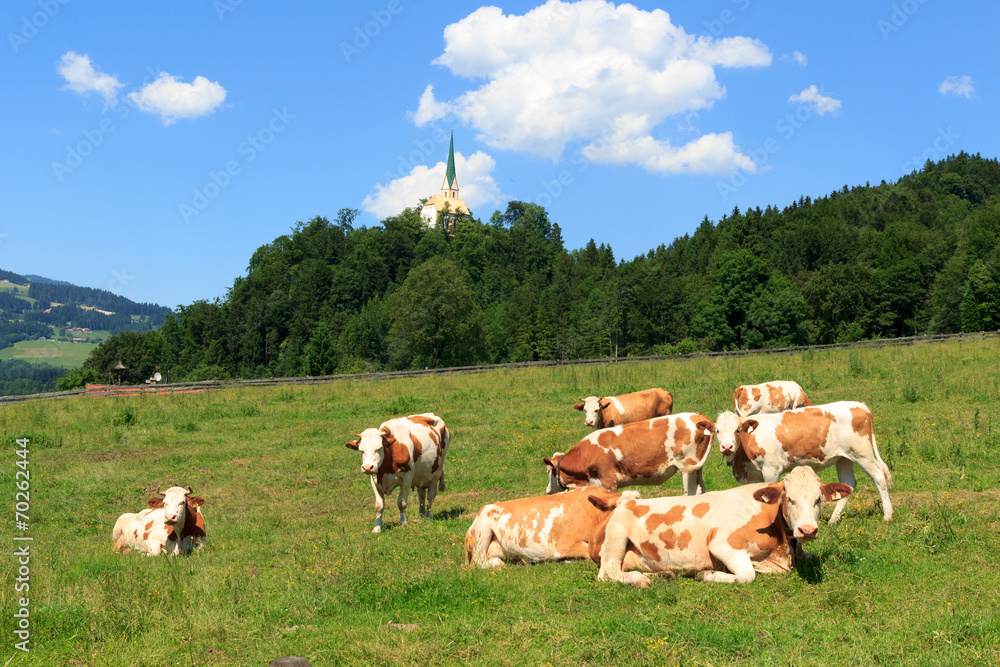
[800,391,814,407]
[438,468,446,492]
[871,434,893,488]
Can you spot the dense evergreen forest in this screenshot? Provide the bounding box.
[83,153,1000,385]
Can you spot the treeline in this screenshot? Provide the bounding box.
[0,359,64,396]
[27,283,171,321]
[0,321,52,349]
[24,305,157,333]
[83,153,1000,385]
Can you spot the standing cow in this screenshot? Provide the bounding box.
[715,401,892,523]
[465,487,640,568]
[734,381,812,417]
[574,388,673,429]
[112,486,207,556]
[544,413,715,497]
[595,466,852,586]
[346,413,449,533]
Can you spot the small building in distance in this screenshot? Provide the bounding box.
[420,132,472,231]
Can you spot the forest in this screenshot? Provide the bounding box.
[71,152,1000,385]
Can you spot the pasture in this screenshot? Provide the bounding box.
[0,339,97,368]
[2,339,999,666]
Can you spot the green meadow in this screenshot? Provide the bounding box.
[1,339,999,666]
[0,340,97,369]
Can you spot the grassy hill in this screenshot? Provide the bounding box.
[0,339,97,368]
[2,339,998,665]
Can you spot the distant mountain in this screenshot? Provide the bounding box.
[23,273,74,286]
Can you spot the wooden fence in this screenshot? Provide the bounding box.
[2,329,997,404]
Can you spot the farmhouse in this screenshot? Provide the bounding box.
[419,132,472,231]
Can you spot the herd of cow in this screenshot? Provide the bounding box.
[110,380,894,586]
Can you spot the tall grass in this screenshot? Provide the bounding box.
[1,339,999,665]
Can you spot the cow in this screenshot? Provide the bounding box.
[595,466,852,586]
[734,380,812,417]
[574,388,673,430]
[346,413,449,533]
[112,486,207,556]
[465,487,641,568]
[544,413,715,497]
[715,401,893,523]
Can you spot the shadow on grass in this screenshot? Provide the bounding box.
[434,507,467,521]
[795,555,825,584]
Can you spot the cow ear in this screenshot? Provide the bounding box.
[573,403,584,411]
[345,440,360,450]
[753,486,783,505]
[599,400,611,409]
[588,495,619,512]
[380,426,394,442]
[147,498,164,508]
[741,419,759,434]
[188,496,206,508]
[822,483,853,502]
[543,457,555,471]
[696,420,716,436]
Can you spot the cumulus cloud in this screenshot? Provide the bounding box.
[789,85,841,115]
[781,50,808,67]
[57,51,123,108]
[128,72,227,125]
[411,0,771,175]
[362,151,503,219]
[938,75,975,99]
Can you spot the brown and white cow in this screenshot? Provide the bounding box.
[346,413,449,533]
[465,487,641,568]
[112,486,207,556]
[574,388,673,429]
[595,466,852,586]
[715,401,893,523]
[733,380,812,417]
[544,413,715,497]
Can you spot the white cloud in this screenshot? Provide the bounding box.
[789,85,841,115]
[412,0,771,175]
[781,50,808,67]
[362,151,503,219]
[938,75,975,99]
[128,72,227,125]
[57,51,123,108]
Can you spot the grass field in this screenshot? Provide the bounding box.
[0,339,97,369]
[1,339,999,666]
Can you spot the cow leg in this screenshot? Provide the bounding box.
[852,454,895,521]
[396,479,413,526]
[682,469,706,495]
[423,479,438,519]
[417,485,429,519]
[699,545,757,583]
[828,458,857,524]
[465,512,505,568]
[597,526,651,587]
[370,476,386,533]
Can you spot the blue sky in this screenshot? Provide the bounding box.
[1,1,996,309]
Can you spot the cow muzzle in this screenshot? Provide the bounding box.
[164,515,179,525]
[361,465,376,475]
[796,525,818,541]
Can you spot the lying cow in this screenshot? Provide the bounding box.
[465,487,640,568]
[346,413,449,533]
[715,401,893,523]
[574,388,673,429]
[112,486,207,556]
[596,466,852,586]
[734,380,812,417]
[544,413,715,496]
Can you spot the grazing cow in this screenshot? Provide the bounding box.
[734,381,812,417]
[715,401,893,523]
[112,486,207,556]
[465,487,640,568]
[544,413,715,497]
[574,388,673,429]
[346,413,449,533]
[595,466,852,586]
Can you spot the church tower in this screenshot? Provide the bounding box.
[420,131,471,230]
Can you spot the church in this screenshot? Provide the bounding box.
[420,132,472,230]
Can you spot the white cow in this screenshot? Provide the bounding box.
[596,467,852,586]
[733,381,813,417]
[346,413,449,533]
[715,401,893,523]
[112,486,206,556]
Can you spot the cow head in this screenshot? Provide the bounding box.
[574,396,609,428]
[753,467,852,541]
[345,427,389,475]
[147,486,204,526]
[714,411,745,459]
[543,452,575,494]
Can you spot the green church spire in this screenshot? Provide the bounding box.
[445,131,457,190]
